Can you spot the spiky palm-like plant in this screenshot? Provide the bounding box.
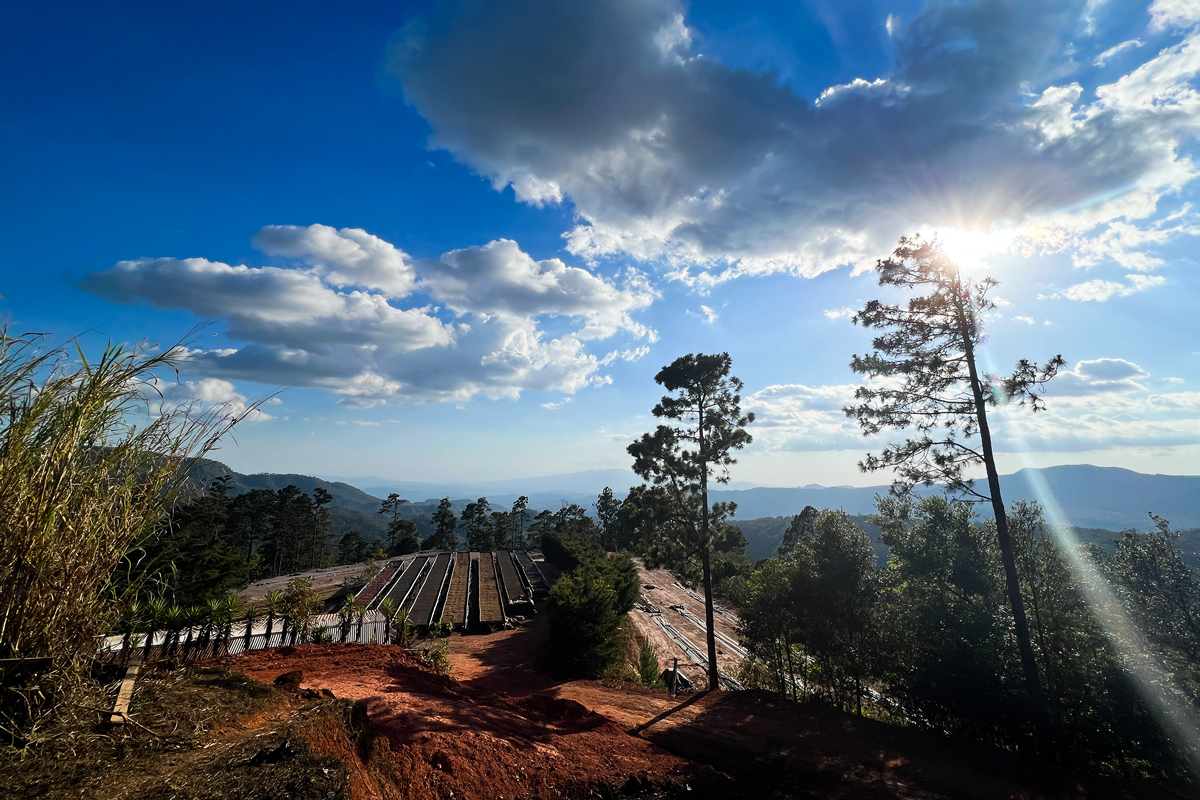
[262,590,282,647]
[241,604,259,653]
[117,600,143,661]
[199,597,223,655]
[164,604,186,657]
[378,599,397,645]
[181,605,202,658]
[219,593,244,655]
[339,594,356,643]
[143,598,169,660]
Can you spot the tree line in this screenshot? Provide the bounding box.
[737,499,1200,780]
[121,476,376,608]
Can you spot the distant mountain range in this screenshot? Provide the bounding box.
[192,461,1200,546]
[320,468,761,511]
[711,465,1200,531]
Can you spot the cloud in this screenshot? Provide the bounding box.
[997,387,1200,451]
[746,370,1200,457]
[744,383,868,452]
[1150,0,1200,32]
[1013,315,1036,324]
[1056,273,1166,301]
[598,345,651,365]
[1068,218,1199,272]
[1093,39,1144,67]
[82,256,455,353]
[153,377,272,422]
[82,226,655,405]
[253,224,417,296]
[1049,358,1150,395]
[542,397,572,410]
[389,0,1200,282]
[823,307,855,320]
[686,305,718,324]
[419,238,655,339]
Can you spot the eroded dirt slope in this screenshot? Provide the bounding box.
[227,644,705,799]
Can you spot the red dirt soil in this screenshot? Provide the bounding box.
[218,609,1199,800]
[226,644,699,799]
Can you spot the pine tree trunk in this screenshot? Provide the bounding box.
[698,403,720,692]
[700,545,719,690]
[961,314,1050,753]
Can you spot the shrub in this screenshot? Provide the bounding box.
[541,523,640,678]
[546,562,625,676]
[420,640,452,675]
[637,637,665,689]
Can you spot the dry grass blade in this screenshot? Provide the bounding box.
[0,331,260,737]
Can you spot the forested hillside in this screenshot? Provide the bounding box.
[737,513,1200,567]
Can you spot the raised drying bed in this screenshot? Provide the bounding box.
[475,552,505,626]
[409,552,453,627]
[496,550,533,616]
[353,563,398,610]
[381,557,428,610]
[514,551,550,596]
[441,552,470,627]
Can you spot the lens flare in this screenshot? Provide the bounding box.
[977,342,1200,774]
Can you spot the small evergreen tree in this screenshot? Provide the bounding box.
[510,496,531,549]
[594,487,623,551]
[425,497,459,550]
[461,498,494,551]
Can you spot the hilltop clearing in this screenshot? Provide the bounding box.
[8,625,1196,799]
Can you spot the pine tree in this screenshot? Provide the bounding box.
[629,352,755,691]
[845,234,1063,747]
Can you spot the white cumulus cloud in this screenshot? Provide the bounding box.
[82,226,656,405]
[1057,273,1166,301]
[253,224,417,297]
[389,0,1200,283]
[153,377,272,422]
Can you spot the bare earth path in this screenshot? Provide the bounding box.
[219,588,1195,800]
[444,606,1191,800]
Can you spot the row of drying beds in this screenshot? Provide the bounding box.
[361,550,551,631]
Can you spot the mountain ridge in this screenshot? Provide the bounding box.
[198,461,1200,533]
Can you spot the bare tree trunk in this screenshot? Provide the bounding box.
[700,546,720,691]
[783,629,797,703]
[959,304,1050,754]
[698,405,720,692]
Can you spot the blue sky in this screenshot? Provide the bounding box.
[3,0,1200,487]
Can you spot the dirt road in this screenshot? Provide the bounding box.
[624,559,744,688]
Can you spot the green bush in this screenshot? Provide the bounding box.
[542,526,640,677]
[540,528,597,572]
[637,637,665,689]
[546,562,624,676]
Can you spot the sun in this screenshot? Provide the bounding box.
[932,227,1014,271]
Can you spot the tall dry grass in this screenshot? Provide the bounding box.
[0,332,253,734]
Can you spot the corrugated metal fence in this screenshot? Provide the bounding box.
[95,612,396,666]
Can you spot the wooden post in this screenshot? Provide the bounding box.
[672,657,679,698]
[110,651,143,726]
